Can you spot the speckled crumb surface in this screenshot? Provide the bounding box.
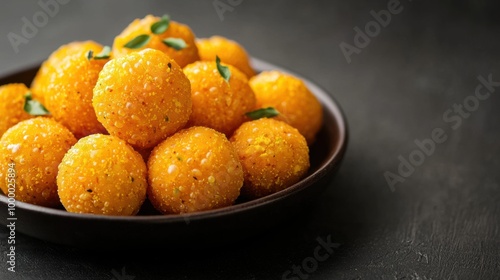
[196,35,256,78]
[33,41,108,138]
[57,134,147,216]
[0,117,77,207]
[249,70,323,145]
[0,83,33,137]
[112,14,199,68]
[183,60,256,137]
[93,48,192,149]
[230,118,310,199]
[147,126,243,214]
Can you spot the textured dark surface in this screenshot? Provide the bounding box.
[1,0,500,279]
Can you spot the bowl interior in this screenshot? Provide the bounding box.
[0,58,348,239]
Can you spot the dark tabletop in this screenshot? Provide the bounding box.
[1,0,500,279]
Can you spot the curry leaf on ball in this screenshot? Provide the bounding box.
[162,38,187,50]
[245,107,279,120]
[151,14,170,34]
[94,46,111,59]
[216,55,231,83]
[24,92,50,116]
[86,50,94,61]
[123,34,151,49]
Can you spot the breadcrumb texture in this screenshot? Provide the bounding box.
[0,117,77,207]
[148,126,243,214]
[230,118,310,199]
[93,48,192,149]
[0,83,33,137]
[183,61,256,137]
[249,71,323,145]
[35,41,108,138]
[57,134,147,216]
[112,14,199,68]
[196,36,256,78]
[31,40,105,104]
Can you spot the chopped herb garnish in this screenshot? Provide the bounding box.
[87,46,111,60]
[162,38,187,50]
[151,14,170,34]
[123,34,151,49]
[86,50,94,61]
[216,55,231,83]
[94,46,111,59]
[24,92,50,116]
[245,107,279,120]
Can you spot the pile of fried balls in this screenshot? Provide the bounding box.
[0,14,323,216]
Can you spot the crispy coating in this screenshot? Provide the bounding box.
[57,134,147,216]
[93,48,192,149]
[183,61,256,137]
[0,83,33,137]
[148,126,243,214]
[196,36,256,78]
[230,118,310,199]
[112,14,199,68]
[249,71,323,145]
[31,40,105,105]
[37,42,108,138]
[0,118,77,207]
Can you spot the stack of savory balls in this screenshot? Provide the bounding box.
[0,14,323,216]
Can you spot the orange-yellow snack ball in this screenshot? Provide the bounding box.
[249,71,323,145]
[0,83,33,137]
[39,43,108,138]
[112,14,199,68]
[31,40,105,105]
[57,134,147,216]
[148,126,243,214]
[196,36,256,78]
[93,48,192,149]
[230,118,310,199]
[0,118,77,207]
[183,61,256,137]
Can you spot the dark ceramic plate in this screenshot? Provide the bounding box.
[0,58,348,250]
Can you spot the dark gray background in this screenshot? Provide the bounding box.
[1,0,500,279]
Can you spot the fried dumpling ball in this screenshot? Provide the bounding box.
[249,71,323,145]
[57,134,147,216]
[147,126,243,214]
[31,40,105,108]
[93,48,192,149]
[183,60,256,137]
[230,118,310,199]
[112,14,199,68]
[196,36,256,78]
[0,83,33,137]
[33,41,109,138]
[0,118,77,207]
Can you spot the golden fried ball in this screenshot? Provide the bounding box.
[183,61,256,137]
[0,117,77,207]
[112,14,199,68]
[148,126,243,214]
[31,40,105,105]
[249,71,323,144]
[230,118,310,199]
[196,36,256,78]
[57,134,147,216]
[93,48,192,149]
[38,42,108,138]
[0,83,33,137]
